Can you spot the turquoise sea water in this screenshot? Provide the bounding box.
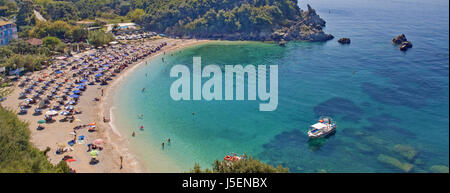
[112,0,449,172]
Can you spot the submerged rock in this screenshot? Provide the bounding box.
[392,34,408,44]
[392,144,418,161]
[353,141,374,153]
[363,135,388,146]
[338,38,351,44]
[400,41,413,51]
[313,97,364,122]
[429,165,449,173]
[377,154,414,172]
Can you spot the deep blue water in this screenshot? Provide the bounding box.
[112,0,449,172]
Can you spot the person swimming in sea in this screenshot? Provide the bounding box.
[140,126,144,131]
[138,114,143,119]
[142,87,146,92]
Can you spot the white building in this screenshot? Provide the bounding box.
[105,23,137,33]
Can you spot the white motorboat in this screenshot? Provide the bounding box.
[307,116,336,139]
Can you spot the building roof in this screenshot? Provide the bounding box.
[0,20,13,26]
[26,38,43,46]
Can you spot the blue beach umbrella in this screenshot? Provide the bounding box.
[75,86,84,89]
[68,94,79,98]
[77,83,86,86]
[55,70,63,74]
[72,90,81,94]
[81,79,89,82]
[95,74,103,77]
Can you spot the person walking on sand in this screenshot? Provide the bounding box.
[132,131,135,137]
[120,156,123,170]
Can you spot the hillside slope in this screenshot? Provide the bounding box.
[138,0,333,41]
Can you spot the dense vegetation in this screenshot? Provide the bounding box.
[0,39,51,72]
[6,0,330,41]
[190,156,289,173]
[138,0,298,39]
[0,106,69,173]
[133,0,332,41]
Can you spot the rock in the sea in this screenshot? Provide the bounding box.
[400,41,413,51]
[392,34,408,44]
[338,38,351,44]
[393,34,413,51]
[429,165,449,173]
[279,39,287,47]
[392,144,418,161]
[271,29,288,41]
[377,154,414,172]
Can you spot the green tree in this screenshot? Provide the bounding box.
[71,26,88,42]
[88,30,113,47]
[127,8,145,23]
[0,0,18,17]
[0,106,69,173]
[42,36,63,50]
[15,0,35,31]
[190,156,289,173]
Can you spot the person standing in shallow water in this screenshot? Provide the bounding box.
[162,142,165,149]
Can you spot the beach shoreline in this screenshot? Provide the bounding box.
[97,38,211,173]
[1,38,211,173]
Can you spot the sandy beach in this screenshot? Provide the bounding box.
[1,38,210,173]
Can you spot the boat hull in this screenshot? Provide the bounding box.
[308,126,336,139]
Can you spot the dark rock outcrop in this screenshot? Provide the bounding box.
[270,4,333,42]
[400,41,413,51]
[278,39,287,47]
[393,34,413,51]
[338,38,351,44]
[392,34,408,44]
